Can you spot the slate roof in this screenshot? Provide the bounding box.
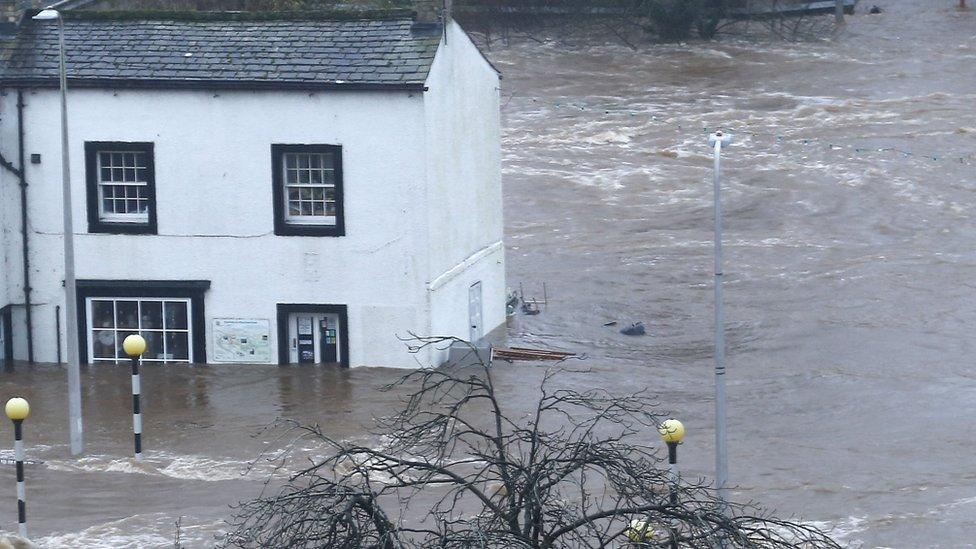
[0,11,442,91]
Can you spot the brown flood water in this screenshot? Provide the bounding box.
[1,1,975,546]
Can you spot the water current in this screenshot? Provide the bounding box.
[0,1,974,546]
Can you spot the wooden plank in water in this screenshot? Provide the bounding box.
[492,347,576,361]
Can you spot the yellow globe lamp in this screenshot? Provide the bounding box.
[658,419,685,444]
[5,398,29,421]
[122,334,147,357]
[624,519,656,542]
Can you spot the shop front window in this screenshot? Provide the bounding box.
[87,298,192,364]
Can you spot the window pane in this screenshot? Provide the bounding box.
[285,154,296,169]
[312,202,324,216]
[92,330,117,359]
[166,332,190,361]
[326,202,336,216]
[298,170,309,184]
[298,155,309,169]
[288,202,301,216]
[140,301,163,329]
[165,302,188,330]
[143,331,164,360]
[116,301,139,328]
[288,188,299,201]
[92,300,115,328]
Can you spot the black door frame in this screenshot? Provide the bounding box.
[276,304,349,367]
[0,305,12,363]
[76,280,210,364]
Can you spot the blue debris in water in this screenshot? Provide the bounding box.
[620,322,646,336]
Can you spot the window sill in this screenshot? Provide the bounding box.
[88,221,157,235]
[274,223,345,237]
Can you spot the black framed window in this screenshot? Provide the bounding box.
[75,280,209,365]
[272,144,345,236]
[85,142,157,234]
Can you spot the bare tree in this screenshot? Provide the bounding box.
[224,337,842,548]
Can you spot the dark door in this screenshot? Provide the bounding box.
[0,306,12,363]
[296,316,316,363]
[319,318,338,363]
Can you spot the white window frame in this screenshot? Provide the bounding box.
[95,150,151,224]
[281,151,338,226]
[85,297,193,364]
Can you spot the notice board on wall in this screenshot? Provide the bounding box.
[213,318,272,363]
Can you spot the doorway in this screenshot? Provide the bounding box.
[0,306,11,364]
[277,304,348,366]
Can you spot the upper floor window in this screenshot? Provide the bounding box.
[85,142,157,234]
[272,144,345,237]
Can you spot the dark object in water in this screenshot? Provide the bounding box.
[506,292,520,316]
[869,5,882,13]
[620,322,646,336]
[603,321,618,327]
[521,301,541,315]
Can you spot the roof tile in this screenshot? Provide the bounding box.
[0,14,441,90]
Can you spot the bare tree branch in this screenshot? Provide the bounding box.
[224,336,841,549]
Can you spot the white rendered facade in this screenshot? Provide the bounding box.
[0,20,503,368]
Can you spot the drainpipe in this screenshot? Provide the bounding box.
[16,90,33,363]
[0,90,33,362]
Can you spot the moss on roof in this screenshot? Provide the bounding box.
[58,8,416,21]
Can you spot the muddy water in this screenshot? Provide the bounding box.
[0,1,974,547]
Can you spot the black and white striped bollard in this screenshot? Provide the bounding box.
[6,397,30,538]
[659,419,685,549]
[122,335,147,460]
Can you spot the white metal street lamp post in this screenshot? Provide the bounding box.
[33,7,84,456]
[708,131,732,509]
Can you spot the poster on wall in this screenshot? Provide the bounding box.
[212,318,272,363]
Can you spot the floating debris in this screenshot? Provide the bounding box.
[506,291,521,316]
[492,347,576,362]
[620,322,646,336]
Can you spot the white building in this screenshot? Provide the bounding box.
[0,1,504,368]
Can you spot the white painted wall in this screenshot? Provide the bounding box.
[423,20,506,362]
[1,87,435,367]
[0,22,505,369]
[0,147,11,311]
[0,95,27,359]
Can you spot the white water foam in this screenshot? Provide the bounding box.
[36,515,174,549]
[44,451,275,482]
